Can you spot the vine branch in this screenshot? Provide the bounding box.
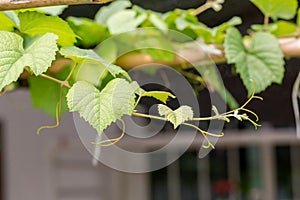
[38,73,71,88]
[0,0,112,11]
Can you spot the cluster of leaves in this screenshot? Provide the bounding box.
[0,0,284,148]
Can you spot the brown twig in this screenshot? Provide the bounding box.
[0,0,112,11]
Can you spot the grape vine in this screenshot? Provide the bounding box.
[0,0,297,149]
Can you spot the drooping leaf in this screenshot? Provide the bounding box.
[95,0,132,25]
[196,64,239,109]
[67,17,108,48]
[0,12,15,31]
[60,46,130,80]
[0,31,58,90]
[224,27,284,94]
[250,0,298,20]
[19,11,76,46]
[107,10,147,34]
[67,79,139,134]
[140,91,176,103]
[4,11,20,28]
[158,104,194,128]
[29,67,70,118]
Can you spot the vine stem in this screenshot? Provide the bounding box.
[132,112,166,121]
[0,0,112,11]
[264,15,269,31]
[38,73,71,89]
[192,1,214,16]
[132,111,222,149]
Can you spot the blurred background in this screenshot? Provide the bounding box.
[0,0,300,200]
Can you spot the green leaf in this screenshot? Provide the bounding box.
[140,91,176,103]
[252,21,297,37]
[224,28,245,63]
[0,12,15,31]
[67,17,108,48]
[107,10,147,34]
[211,16,242,44]
[95,0,132,25]
[60,46,130,80]
[250,0,298,20]
[19,11,76,46]
[0,31,58,90]
[67,79,139,134]
[29,68,70,118]
[95,39,118,62]
[271,21,297,37]
[4,11,20,28]
[193,17,242,44]
[251,23,278,32]
[224,27,284,94]
[72,60,108,87]
[158,104,194,129]
[148,13,168,33]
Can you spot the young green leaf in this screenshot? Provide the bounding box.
[158,104,194,128]
[224,27,284,95]
[140,91,176,103]
[250,0,298,20]
[95,0,132,25]
[0,31,58,90]
[107,10,147,34]
[19,11,76,46]
[194,17,242,44]
[60,46,130,80]
[67,79,139,134]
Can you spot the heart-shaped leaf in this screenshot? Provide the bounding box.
[224,27,284,95]
[19,11,76,46]
[158,104,194,128]
[0,31,58,90]
[67,78,139,134]
[251,0,298,20]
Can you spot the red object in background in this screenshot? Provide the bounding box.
[212,180,236,195]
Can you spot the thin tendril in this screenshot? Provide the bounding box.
[241,108,259,121]
[92,119,126,146]
[65,62,78,82]
[182,122,217,149]
[37,85,63,134]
